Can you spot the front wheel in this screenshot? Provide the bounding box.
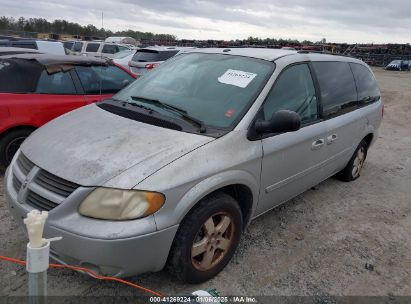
[167,192,243,283]
[0,129,33,167]
[337,140,368,182]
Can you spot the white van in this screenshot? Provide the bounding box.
[0,40,65,55]
[105,36,137,45]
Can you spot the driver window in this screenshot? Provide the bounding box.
[263,63,318,124]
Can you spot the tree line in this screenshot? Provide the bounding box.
[0,16,176,41]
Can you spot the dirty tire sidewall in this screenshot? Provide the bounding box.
[337,139,368,182]
[0,129,33,167]
[167,192,243,284]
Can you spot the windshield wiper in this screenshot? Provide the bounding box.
[130,96,206,133]
[119,100,156,112]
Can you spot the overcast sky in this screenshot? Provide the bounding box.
[1,0,411,43]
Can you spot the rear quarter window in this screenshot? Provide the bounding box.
[312,61,357,116]
[63,41,74,50]
[349,63,380,104]
[72,42,83,52]
[0,59,42,93]
[102,44,119,54]
[11,43,37,50]
[85,43,101,52]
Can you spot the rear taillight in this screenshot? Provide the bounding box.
[145,63,159,70]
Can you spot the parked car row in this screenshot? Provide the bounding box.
[0,53,136,166]
[0,37,195,77]
[3,48,383,283]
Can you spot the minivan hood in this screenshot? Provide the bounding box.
[21,104,214,188]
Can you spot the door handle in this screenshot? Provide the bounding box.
[326,134,338,145]
[311,138,325,150]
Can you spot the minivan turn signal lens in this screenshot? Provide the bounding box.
[78,188,165,220]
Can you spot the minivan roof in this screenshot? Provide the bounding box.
[181,48,364,64]
[0,47,42,55]
[141,46,196,52]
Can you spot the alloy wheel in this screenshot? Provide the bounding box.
[352,146,366,178]
[191,212,235,271]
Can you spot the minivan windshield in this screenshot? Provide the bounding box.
[114,53,274,129]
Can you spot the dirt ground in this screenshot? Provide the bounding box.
[0,68,410,297]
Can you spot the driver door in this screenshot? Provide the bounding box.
[257,63,329,214]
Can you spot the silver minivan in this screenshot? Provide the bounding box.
[5,48,383,283]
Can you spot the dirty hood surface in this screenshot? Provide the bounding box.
[21,104,214,188]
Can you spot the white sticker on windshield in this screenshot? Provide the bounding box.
[218,69,257,88]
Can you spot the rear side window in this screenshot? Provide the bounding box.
[86,43,100,52]
[63,41,74,49]
[11,42,37,50]
[35,70,77,94]
[312,62,357,116]
[118,45,129,52]
[264,64,318,124]
[349,63,380,104]
[0,59,43,93]
[75,65,135,94]
[132,50,178,62]
[72,42,83,52]
[102,44,118,54]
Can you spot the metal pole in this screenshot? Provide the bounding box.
[28,271,47,304]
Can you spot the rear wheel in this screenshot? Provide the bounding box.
[0,129,33,167]
[167,192,243,283]
[337,140,368,182]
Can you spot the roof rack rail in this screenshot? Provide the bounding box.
[297,50,325,54]
[297,50,355,58]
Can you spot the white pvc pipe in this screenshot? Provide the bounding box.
[23,210,61,304]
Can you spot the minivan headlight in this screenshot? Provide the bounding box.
[78,188,165,220]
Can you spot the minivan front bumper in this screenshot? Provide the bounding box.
[4,166,178,278]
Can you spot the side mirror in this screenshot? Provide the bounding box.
[255,110,301,134]
[121,79,130,88]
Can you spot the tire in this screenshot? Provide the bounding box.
[0,128,33,167]
[167,192,243,283]
[337,140,368,182]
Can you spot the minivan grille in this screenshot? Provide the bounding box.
[12,152,80,212]
[12,174,22,193]
[16,153,35,176]
[35,170,79,198]
[26,191,59,211]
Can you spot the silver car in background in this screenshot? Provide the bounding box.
[128,46,195,76]
[5,48,383,283]
[112,49,137,72]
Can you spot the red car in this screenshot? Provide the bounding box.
[0,53,136,166]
